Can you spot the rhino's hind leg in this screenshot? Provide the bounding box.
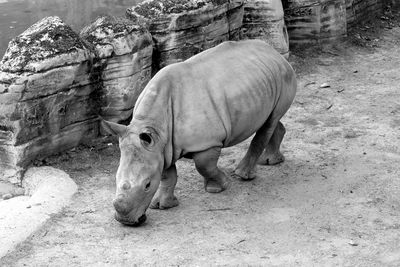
[150,164,179,210]
[258,121,286,165]
[235,119,280,180]
[193,147,230,193]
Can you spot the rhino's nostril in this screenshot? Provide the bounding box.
[122,181,131,190]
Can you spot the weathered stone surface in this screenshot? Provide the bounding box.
[80,15,153,122]
[346,0,383,28]
[0,16,91,73]
[0,17,99,183]
[284,0,347,46]
[385,0,400,8]
[241,0,289,58]
[126,0,244,70]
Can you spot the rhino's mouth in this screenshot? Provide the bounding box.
[115,213,147,227]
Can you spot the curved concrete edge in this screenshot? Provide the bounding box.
[0,166,77,259]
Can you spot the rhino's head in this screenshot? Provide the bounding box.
[102,119,164,226]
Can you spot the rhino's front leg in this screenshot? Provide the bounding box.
[150,164,179,209]
[193,147,230,193]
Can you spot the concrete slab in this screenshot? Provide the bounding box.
[0,182,23,198]
[0,166,77,259]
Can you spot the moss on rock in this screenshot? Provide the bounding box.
[0,17,89,73]
[130,0,229,19]
[81,15,148,45]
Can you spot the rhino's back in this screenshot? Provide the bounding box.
[156,40,295,158]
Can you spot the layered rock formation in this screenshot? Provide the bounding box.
[346,0,382,28]
[0,17,99,183]
[126,0,244,71]
[284,0,347,46]
[80,15,153,123]
[241,0,289,58]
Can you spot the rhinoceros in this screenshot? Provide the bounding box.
[102,39,297,226]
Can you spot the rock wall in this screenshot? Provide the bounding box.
[284,0,347,46]
[80,16,153,123]
[346,0,383,28]
[283,0,388,44]
[385,0,400,8]
[126,0,244,71]
[241,0,289,58]
[0,17,99,183]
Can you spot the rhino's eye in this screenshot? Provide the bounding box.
[139,132,152,146]
[144,181,151,191]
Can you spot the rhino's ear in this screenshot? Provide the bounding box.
[101,119,128,137]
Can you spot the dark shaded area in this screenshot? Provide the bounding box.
[347,2,400,48]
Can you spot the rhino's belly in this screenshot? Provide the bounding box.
[177,94,274,155]
[175,75,277,154]
[223,99,274,148]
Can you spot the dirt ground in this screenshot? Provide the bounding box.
[2,11,400,266]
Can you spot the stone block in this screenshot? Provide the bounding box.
[346,0,383,28]
[284,0,347,46]
[80,15,153,123]
[241,0,289,58]
[0,17,99,183]
[126,0,244,71]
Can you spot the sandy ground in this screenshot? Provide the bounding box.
[1,13,400,267]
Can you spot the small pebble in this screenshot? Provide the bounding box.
[2,193,12,200]
[348,240,358,246]
[320,82,331,88]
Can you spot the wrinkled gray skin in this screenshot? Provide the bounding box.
[102,40,297,226]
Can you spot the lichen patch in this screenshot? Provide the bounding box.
[130,0,229,18]
[0,16,89,73]
[80,15,147,45]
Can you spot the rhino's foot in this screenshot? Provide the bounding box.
[150,195,179,210]
[234,166,257,181]
[205,177,230,193]
[258,151,285,165]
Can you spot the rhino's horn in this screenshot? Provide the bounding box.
[100,118,128,137]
